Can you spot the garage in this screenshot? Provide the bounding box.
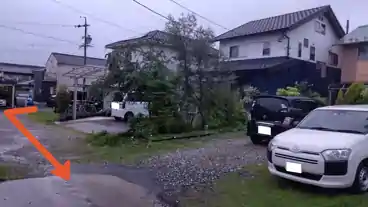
[0,80,16,108]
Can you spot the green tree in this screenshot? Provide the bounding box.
[165,13,236,128]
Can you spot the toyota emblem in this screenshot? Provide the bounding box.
[291,146,301,153]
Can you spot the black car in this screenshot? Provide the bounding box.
[246,95,325,144]
[46,95,56,108]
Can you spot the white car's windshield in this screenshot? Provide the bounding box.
[297,109,368,134]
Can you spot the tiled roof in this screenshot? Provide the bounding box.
[338,25,368,45]
[0,62,44,74]
[105,30,219,55]
[105,30,172,49]
[51,53,106,67]
[214,5,345,41]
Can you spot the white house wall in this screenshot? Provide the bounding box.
[219,33,287,60]
[287,15,341,67]
[131,45,179,71]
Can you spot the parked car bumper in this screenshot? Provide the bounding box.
[247,120,292,139]
[268,162,354,188]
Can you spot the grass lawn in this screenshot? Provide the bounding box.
[84,131,244,164]
[28,111,58,124]
[181,164,368,207]
[0,164,28,182]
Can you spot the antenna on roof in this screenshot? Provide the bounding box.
[346,20,350,33]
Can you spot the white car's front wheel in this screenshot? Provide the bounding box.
[351,162,368,193]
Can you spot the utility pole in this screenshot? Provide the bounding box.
[75,16,90,64]
[72,16,91,120]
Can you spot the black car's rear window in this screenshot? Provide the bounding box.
[291,100,320,113]
[255,97,289,111]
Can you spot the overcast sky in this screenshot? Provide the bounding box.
[0,0,366,66]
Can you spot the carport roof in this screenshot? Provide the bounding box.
[220,57,293,71]
[0,62,44,75]
[0,79,16,85]
[63,65,107,79]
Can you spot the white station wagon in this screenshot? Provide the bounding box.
[268,105,368,193]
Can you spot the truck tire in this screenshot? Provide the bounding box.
[124,112,134,123]
[250,135,263,145]
[114,117,123,121]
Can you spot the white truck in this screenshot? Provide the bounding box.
[110,92,149,122]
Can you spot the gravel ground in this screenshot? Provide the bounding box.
[139,138,267,206]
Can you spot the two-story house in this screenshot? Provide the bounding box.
[106,30,218,72]
[106,30,183,72]
[45,52,107,99]
[213,5,345,95]
[337,25,368,83]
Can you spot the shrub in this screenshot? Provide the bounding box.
[276,86,300,96]
[55,85,71,113]
[87,131,121,146]
[335,89,345,105]
[360,89,368,104]
[343,83,365,104]
[208,90,246,129]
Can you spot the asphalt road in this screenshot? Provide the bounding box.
[0,112,163,207]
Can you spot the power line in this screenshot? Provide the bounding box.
[0,24,80,46]
[50,0,143,35]
[132,0,170,21]
[0,21,75,27]
[167,0,229,30]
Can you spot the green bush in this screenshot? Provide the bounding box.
[276,86,300,96]
[343,83,365,104]
[55,85,71,113]
[87,131,120,146]
[335,89,345,105]
[360,89,368,104]
[129,114,192,138]
[208,89,246,129]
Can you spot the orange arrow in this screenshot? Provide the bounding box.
[4,106,70,180]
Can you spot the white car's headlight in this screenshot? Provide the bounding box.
[268,141,277,151]
[322,149,351,161]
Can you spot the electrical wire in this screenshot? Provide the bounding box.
[49,0,143,35]
[167,0,229,30]
[0,21,75,27]
[132,0,171,21]
[0,24,80,46]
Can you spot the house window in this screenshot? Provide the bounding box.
[262,42,271,56]
[315,21,326,35]
[298,42,302,57]
[329,52,339,66]
[358,45,368,60]
[229,46,239,58]
[303,38,309,48]
[318,16,324,22]
[310,46,316,61]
